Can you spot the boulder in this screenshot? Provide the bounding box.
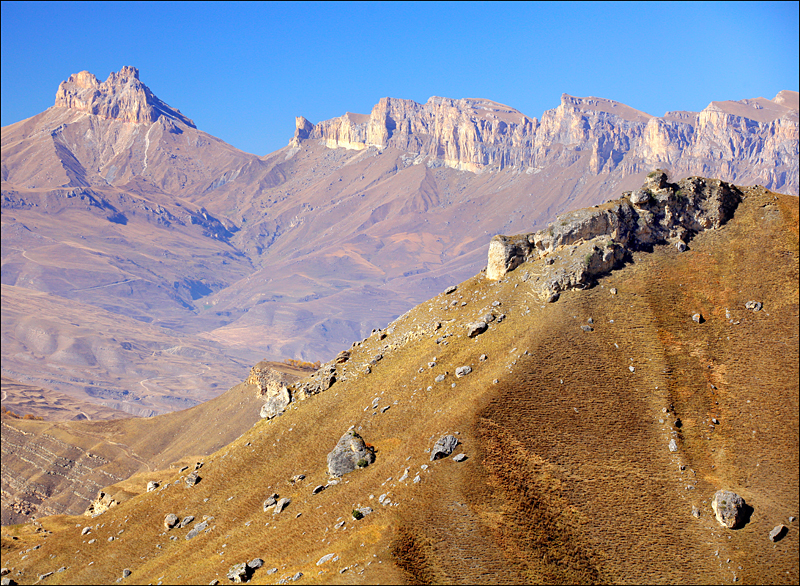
[262,494,279,511]
[260,390,291,419]
[745,301,763,311]
[147,481,159,492]
[185,472,200,487]
[185,520,208,540]
[327,431,375,477]
[226,562,250,583]
[247,558,264,569]
[467,321,488,338]
[431,435,459,461]
[455,366,472,377]
[273,497,291,515]
[769,524,787,542]
[712,490,746,528]
[180,515,194,528]
[164,513,179,530]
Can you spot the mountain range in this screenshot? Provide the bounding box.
[1,66,798,419]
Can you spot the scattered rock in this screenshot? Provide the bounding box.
[692,506,701,518]
[435,374,446,383]
[312,485,326,495]
[712,490,747,528]
[122,569,132,578]
[164,514,179,530]
[467,321,488,338]
[274,498,291,515]
[581,325,594,332]
[769,525,788,542]
[455,366,472,377]
[317,553,337,565]
[289,474,306,484]
[668,439,678,452]
[444,285,457,295]
[453,454,467,462]
[327,430,376,477]
[180,515,194,528]
[147,481,159,492]
[431,435,459,461]
[185,472,200,487]
[81,526,91,535]
[745,301,763,311]
[247,558,264,569]
[692,313,704,323]
[610,288,618,295]
[358,507,373,517]
[479,354,488,361]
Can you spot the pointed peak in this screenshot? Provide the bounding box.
[54,66,195,128]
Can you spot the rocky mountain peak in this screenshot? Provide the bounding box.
[54,66,195,127]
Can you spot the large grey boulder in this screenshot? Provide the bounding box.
[712,490,747,528]
[327,431,375,477]
[431,435,459,461]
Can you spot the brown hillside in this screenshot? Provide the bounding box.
[1,184,797,584]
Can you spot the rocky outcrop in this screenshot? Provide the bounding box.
[294,92,798,194]
[486,172,742,301]
[84,490,120,517]
[247,363,293,420]
[54,66,195,127]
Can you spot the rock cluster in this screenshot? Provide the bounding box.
[486,173,743,301]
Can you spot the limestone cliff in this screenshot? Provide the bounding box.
[54,66,195,127]
[293,91,799,195]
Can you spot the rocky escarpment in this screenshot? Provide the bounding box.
[292,92,798,194]
[54,66,195,127]
[486,171,743,301]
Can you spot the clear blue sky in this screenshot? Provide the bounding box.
[2,1,798,156]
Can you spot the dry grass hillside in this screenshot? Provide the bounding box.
[0,362,309,525]
[1,185,797,584]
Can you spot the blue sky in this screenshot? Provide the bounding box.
[2,1,798,156]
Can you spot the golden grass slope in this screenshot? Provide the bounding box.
[1,185,797,584]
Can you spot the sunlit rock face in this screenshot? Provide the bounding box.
[300,91,798,195]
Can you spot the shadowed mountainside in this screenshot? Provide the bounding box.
[1,179,797,584]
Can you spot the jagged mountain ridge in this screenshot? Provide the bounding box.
[1,67,798,417]
[294,91,798,192]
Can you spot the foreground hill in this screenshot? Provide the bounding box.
[1,178,796,584]
[2,67,797,416]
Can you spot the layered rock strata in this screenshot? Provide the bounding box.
[486,172,743,301]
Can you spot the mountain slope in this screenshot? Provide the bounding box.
[2,67,798,418]
[2,179,796,584]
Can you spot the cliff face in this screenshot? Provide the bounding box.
[295,91,799,194]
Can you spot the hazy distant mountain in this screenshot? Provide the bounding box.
[1,67,797,416]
